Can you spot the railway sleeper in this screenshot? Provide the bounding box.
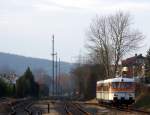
[72,103,91,115]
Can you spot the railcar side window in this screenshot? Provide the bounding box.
[112,82,119,88]
[125,82,133,88]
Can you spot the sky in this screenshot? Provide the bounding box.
[0,0,150,62]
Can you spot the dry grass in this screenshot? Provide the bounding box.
[135,83,150,111]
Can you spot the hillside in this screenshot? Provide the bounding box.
[0,52,74,76]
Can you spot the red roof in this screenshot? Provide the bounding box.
[122,54,145,66]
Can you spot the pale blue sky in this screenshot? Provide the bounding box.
[0,0,150,62]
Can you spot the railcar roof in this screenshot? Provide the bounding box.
[97,77,134,84]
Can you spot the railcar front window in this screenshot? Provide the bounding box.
[112,82,133,88]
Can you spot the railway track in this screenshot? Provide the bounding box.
[65,103,73,115]
[79,102,150,114]
[0,97,12,104]
[0,97,8,102]
[99,103,150,114]
[10,99,33,115]
[64,102,91,115]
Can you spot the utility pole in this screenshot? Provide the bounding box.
[58,58,60,96]
[52,35,54,96]
[55,52,58,96]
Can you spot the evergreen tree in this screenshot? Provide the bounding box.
[16,67,39,97]
[0,77,15,97]
[0,78,7,97]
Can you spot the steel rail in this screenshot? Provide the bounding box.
[64,103,73,115]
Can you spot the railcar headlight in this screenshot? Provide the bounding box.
[114,94,118,96]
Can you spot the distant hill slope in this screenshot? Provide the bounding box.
[0,52,74,76]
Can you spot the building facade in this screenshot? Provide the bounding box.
[122,54,145,77]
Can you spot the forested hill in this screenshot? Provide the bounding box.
[0,52,74,76]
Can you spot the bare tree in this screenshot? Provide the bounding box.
[86,16,113,78]
[109,12,144,74]
[86,12,144,78]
